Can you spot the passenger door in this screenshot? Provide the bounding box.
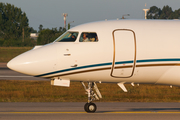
[111,29,137,78]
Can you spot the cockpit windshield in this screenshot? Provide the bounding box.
[54,31,78,42]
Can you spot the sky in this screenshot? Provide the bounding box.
[1,0,180,30]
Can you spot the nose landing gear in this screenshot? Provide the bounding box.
[81,82,102,113]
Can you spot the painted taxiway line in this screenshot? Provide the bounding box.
[104,111,180,113]
[0,76,32,77]
[0,112,86,114]
[1,111,180,114]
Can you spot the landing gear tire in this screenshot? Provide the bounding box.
[84,103,97,113]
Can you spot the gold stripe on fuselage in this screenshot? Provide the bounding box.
[47,63,180,78]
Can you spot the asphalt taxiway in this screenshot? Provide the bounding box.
[1,102,180,120]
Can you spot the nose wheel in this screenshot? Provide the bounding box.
[81,82,102,113]
[84,102,97,113]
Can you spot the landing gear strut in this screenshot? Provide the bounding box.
[81,82,102,113]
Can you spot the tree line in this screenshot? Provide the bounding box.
[0,2,34,46]
[1,3,180,47]
[37,25,66,45]
[147,5,180,19]
[0,2,66,47]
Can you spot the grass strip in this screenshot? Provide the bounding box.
[0,80,180,102]
[0,47,32,62]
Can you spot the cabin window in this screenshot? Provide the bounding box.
[79,32,98,42]
[55,31,78,42]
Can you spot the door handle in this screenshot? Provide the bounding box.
[71,64,78,67]
[64,54,71,56]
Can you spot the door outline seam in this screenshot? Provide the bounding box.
[110,29,137,78]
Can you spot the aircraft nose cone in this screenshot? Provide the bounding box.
[7,59,17,71]
[7,52,34,75]
[7,44,57,76]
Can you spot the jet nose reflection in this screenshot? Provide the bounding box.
[7,58,21,72]
[7,51,40,75]
[7,44,57,76]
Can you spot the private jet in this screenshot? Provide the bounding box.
[7,19,180,112]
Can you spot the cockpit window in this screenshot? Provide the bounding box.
[79,32,98,42]
[55,31,78,42]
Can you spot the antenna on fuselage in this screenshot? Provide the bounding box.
[121,14,130,19]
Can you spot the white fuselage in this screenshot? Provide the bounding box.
[7,20,180,86]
